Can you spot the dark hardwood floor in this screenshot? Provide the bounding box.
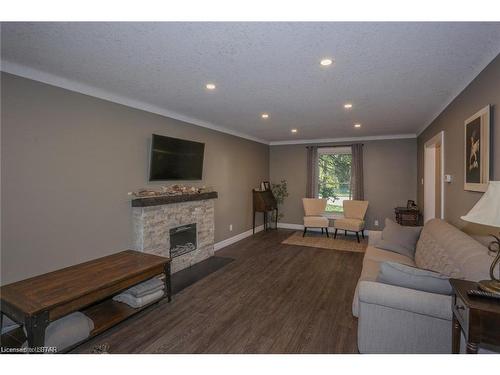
[73,229,364,353]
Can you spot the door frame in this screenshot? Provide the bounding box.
[424,131,445,222]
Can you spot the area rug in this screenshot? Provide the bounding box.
[282,231,367,253]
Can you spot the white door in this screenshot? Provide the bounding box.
[424,146,436,223]
[424,131,445,223]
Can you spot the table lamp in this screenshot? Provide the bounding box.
[461,181,500,295]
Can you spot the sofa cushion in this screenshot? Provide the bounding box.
[377,261,452,295]
[415,219,492,280]
[376,219,422,259]
[364,245,416,266]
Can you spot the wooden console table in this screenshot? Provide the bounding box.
[394,207,421,226]
[0,250,171,352]
[252,189,278,233]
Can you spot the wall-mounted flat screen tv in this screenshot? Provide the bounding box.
[149,134,205,181]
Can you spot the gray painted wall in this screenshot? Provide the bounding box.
[1,73,269,284]
[417,54,500,235]
[269,138,417,230]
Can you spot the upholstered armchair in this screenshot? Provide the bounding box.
[302,198,329,237]
[333,200,369,242]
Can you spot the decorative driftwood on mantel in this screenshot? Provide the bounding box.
[131,191,218,207]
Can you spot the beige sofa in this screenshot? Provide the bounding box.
[354,218,493,353]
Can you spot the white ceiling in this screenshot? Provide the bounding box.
[2,22,500,144]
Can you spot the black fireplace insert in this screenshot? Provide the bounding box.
[169,223,197,258]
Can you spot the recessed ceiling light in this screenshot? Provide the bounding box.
[344,103,353,109]
[291,129,298,133]
[261,113,269,119]
[320,58,333,66]
[354,123,362,128]
[205,83,216,90]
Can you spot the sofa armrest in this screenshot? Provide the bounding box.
[358,281,453,353]
[367,231,382,247]
[358,280,452,320]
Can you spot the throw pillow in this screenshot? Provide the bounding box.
[377,261,452,295]
[376,218,422,258]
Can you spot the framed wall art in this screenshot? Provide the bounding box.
[464,105,491,192]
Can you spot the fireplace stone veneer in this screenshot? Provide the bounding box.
[132,194,216,273]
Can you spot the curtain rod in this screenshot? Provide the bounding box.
[306,143,364,149]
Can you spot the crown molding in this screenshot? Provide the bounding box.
[0,60,270,145]
[416,50,500,137]
[268,133,416,146]
[2,61,451,146]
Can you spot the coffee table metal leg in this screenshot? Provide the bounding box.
[164,262,172,302]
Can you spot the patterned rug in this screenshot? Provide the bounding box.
[282,231,367,253]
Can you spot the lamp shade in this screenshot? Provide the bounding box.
[461,181,500,228]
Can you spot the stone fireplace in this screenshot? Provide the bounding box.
[131,192,217,273]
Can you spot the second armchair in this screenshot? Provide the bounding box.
[333,200,369,243]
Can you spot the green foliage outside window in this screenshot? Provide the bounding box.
[318,153,352,213]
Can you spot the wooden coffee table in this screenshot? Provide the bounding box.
[0,250,171,351]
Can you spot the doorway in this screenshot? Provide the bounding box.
[424,131,444,223]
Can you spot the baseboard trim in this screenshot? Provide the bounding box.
[213,224,375,252]
[214,225,264,251]
[277,222,304,230]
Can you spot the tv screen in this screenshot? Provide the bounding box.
[149,134,205,181]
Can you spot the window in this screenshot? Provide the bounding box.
[317,147,352,213]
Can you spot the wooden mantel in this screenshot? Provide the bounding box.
[131,191,218,207]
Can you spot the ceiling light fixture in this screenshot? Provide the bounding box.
[291,129,298,133]
[205,83,216,90]
[261,113,269,119]
[354,123,362,128]
[320,58,333,66]
[344,103,353,109]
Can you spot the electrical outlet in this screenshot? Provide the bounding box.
[374,219,379,227]
[229,224,233,232]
